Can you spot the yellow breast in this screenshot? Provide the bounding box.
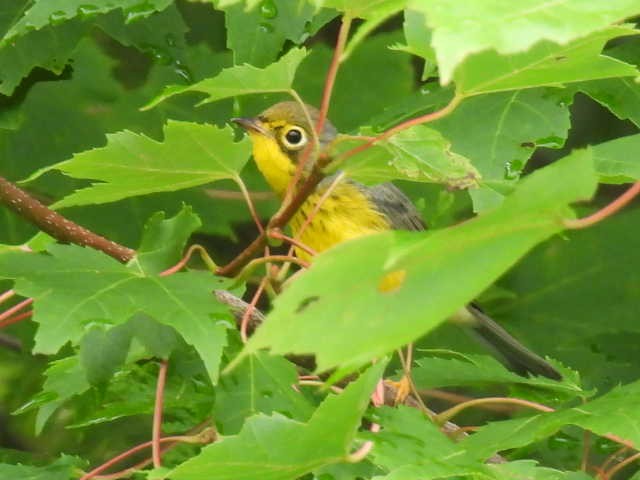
[289,180,391,262]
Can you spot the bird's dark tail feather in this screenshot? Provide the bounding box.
[465,305,562,381]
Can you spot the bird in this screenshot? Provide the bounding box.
[232,101,562,381]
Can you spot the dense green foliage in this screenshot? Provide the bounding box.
[1,1,640,479]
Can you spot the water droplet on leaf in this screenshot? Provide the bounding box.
[49,11,68,25]
[260,0,278,19]
[174,60,193,84]
[258,22,274,33]
[125,2,155,23]
[77,4,100,19]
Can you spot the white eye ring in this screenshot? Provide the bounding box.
[281,127,308,150]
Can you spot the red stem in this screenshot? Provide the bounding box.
[0,310,33,329]
[565,181,640,229]
[268,229,317,257]
[0,289,15,305]
[80,435,190,480]
[0,298,33,325]
[336,95,461,163]
[152,360,169,468]
[240,276,268,343]
[315,15,352,136]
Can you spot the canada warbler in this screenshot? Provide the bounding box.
[233,101,561,381]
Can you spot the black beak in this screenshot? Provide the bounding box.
[231,117,270,136]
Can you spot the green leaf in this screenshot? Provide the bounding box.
[461,379,640,460]
[369,406,494,479]
[3,0,172,41]
[492,207,640,390]
[411,354,583,399]
[80,323,132,385]
[571,39,640,128]
[13,356,90,434]
[592,133,640,183]
[412,0,640,84]
[433,88,571,211]
[170,362,385,480]
[134,205,202,275]
[25,121,251,208]
[455,26,640,96]
[0,20,86,96]
[215,352,315,434]
[0,455,85,480]
[238,150,597,376]
[222,0,315,68]
[144,47,308,109]
[393,7,436,80]
[341,125,480,189]
[0,244,234,382]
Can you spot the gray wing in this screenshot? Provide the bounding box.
[362,182,426,231]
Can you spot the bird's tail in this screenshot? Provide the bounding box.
[451,305,562,381]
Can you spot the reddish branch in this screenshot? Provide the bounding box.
[152,360,169,468]
[0,177,135,263]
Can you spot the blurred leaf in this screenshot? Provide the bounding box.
[492,207,640,390]
[320,0,405,19]
[222,0,315,68]
[239,150,597,376]
[215,352,315,434]
[411,0,640,84]
[392,7,436,80]
[13,356,90,434]
[592,133,640,183]
[411,354,583,399]
[80,323,132,385]
[170,362,385,480]
[433,88,571,211]
[0,20,86,96]
[341,125,480,189]
[24,122,251,208]
[4,0,172,40]
[0,244,234,382]
[144,47,308,109]
[572,39,640,128]
[461,378,640,460]
[454,26,639,96]
[134,205,202,274]
[369,406,493,479]
[0,455,84,480]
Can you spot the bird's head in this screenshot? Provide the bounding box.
[232,101,337,196]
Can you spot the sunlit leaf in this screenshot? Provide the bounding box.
[23,122,251,208]
[411,0,640,84]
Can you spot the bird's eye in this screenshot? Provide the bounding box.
[281,126,307,150]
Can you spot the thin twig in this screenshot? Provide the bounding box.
[0,310,33,329]
[0,298,33,325]
[268,229,317,258]
[204,189,274,201]
[235,176,265,234]
[0,290,16,305]
[434,397,554,425]
[565,181,640,229]
[603,451,640,480]
[582,430,592,472]
[159,244,218,277]
[334,95,462,164]
[240,276,268,343]
[152,360,169,468]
